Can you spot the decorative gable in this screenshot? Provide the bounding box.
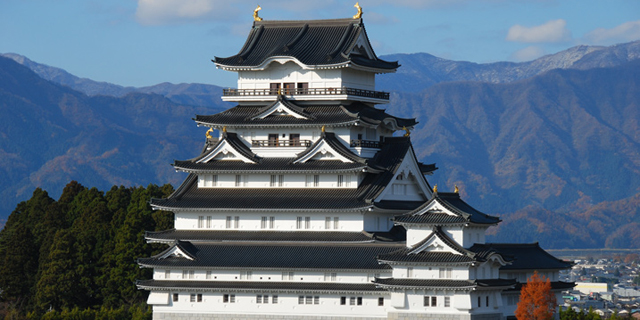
[251,99,310,120]
[408,231,465,256]
[294,139,355,163]
[349,32,376,60]
[156,244,195,261]
[377,148,431,202]
[197,139,257,164]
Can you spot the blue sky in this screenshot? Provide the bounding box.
[1,0,639,88]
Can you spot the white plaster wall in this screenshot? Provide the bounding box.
[406,227,432,247]
[197,173,358,189]
[400,291,468,315]
[363,212,394,232]
[154,269,392,283]
[237,62,342,90]
[152,292,390,317]
[341,68,376,91]
[174,211,365,231]
[391,266,469,280]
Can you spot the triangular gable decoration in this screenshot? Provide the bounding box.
[251,100,310,120]
[196,139,256,164]
[408,232,464,256]
[294,139,355,164]
[157,245,195,261]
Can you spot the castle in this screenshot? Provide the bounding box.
[137,6,573,320]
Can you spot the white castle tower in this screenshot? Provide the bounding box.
[137,6,573,320]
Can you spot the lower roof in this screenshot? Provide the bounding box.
[144,229,405,244]
[469,243,573,270]
[138,241,403,271]
[373,278,517,290]
[136,279,385,294]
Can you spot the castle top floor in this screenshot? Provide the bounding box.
[214,18,398,104]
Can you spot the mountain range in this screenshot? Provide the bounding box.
[1,41,640,249]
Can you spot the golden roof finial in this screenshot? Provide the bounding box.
[253,5,263,21]
[222,126,227,133]
[321,125,326,133]
[403,126,410,137]
[433,184,438,193]
[353,2,362,19]
[205,127,213,139]
[277,87,282,95]
[454,185,459,193]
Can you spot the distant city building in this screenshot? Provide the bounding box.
[136,7,574,320]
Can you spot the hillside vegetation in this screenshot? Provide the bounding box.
[0,182,173,319]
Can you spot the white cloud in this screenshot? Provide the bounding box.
[509,45,545,61]
[135,0,234,25]
[584,20,640,45]
[506,19,571,43]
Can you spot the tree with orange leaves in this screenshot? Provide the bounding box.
[515,271,557,320]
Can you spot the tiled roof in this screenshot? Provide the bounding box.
[145,229,378,243]
[213,18,398,71]
[194,102,416,128]
[151,137,418,212]
[395,192,499,226]
[505,281,575,292]
[373,278,517,289]
[250,95,315,120]
[469,243,573,270]
[174,157,369,173]
[293,132,367,164]
[136,280,385,293]
[138,242,402,270]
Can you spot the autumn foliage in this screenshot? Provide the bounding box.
[515,271,557,320]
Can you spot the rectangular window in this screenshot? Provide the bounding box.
[206,271,212,279]
[298,296,304,304]
[190,294,196,302]
[296,82,308,94]
[296,217,303,229]
[313,174,319,187]
[182,270,188,279]
[378,297,384,306]
[486,296,489,307]
[282,272,294,280]
[256,295,262,304]
[478,296,481,307]
[270,175,277,187]
[305,216,310,229]
[305,175,312,187]
[424,296,429,307]
[189,270,194,279]
[340,296,346,305]
[234,216,239,229]
[289,133,300,147]
[345,175,351,187]
[198,216,204,228]
[226,216,232,228]
[407,267,413,278]
[261,216,268,229]
[432,296,437,307]
[264,295,269,303]
[206,216,212,228]
[212,174,217,186]
[269,216,275,229]
[173,293,178,302]
[314,296,320,305]
[283,82,295,95]
[357,297,363,306]
[337,174,344,187]
[324,272,337,281]
[165,270,170,279]
[269,82,281,95]
[223,294,229,303]
[445,296,451,307]
[334,217,339,230]
[306,296,312,305]
[268,133,279,147]
[272,295,278,304]
[350,297,356,305]
[278,175,284,187]
[235,174,242,187]
[325,217,331,229]
[197,294,202,302]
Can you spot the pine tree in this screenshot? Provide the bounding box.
[515,271,557,320]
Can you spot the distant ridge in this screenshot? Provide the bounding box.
[378,40,640,92]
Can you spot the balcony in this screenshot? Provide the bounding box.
[222,87,390,102]
[350,139,380,148]
[252,140,313,148]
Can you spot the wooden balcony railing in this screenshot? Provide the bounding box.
[252,140,312,148]
[223,87,389,100]
[350,139,380,148]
